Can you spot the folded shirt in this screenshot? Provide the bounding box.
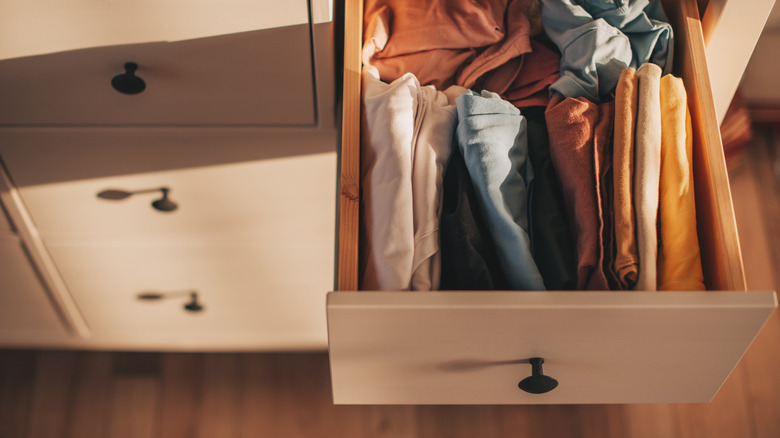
[613,67,640,289]
[455,90,545,290]
[360,68,418,290]
[545,94,613,290]
[633,62,663,291]
[541,0,673,102]
[410,85,461,291]
[657,74,705,290]
[361,68,460,290]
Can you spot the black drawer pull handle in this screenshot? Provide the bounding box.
[518,357,558,394]
[137,290,204,313]
[111,62,146,95]
[97,187,178,212]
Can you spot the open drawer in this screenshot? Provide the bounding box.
[327,0,778,404]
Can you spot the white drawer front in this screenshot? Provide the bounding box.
[0,129,336,240]
[46,236,333,350]
[0,14,315,126]
[327,291,777,404]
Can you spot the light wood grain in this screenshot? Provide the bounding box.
[158,353,203,438]
[621,404,681,438]
[366,406,420,438]
[27,351,79,438]
[106,377,159,438]
[107,353,161,438]
[499,405,582,437]
[238,354,279,437]
[196,354,243,438]
[576,405,627,438]
[65,353,114,438]
[675,368,754,438]
[418,406,499,438]
[337,0,362,291]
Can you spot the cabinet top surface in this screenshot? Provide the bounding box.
[0,0,310,60]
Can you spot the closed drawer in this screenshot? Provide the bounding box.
[327,0,778,404]
[0,129,336,240]
[45,235,333,350]
[0,0,315,127]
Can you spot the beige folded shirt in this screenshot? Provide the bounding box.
[633,63,662,291]
[361,67,461,290]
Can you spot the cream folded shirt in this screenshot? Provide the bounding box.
[633,63,662,291]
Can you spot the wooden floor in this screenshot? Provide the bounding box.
[1,130,780,438]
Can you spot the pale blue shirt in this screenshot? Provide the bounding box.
[542,0,673,102]
[455,90,546,290]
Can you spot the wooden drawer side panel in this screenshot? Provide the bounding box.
[337,0,363,291]
[662,0,746,291]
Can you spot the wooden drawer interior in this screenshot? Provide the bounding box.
[336,0,745,292]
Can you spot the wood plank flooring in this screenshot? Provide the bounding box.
[1,130,779,437]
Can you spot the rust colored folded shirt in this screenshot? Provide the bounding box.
[612,68,640,290]
[634,63,662,291]
[363,0,533,89]
[658,75,705,290]
[545,94,613,290]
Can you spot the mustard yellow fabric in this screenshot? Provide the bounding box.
[657,74,705,291]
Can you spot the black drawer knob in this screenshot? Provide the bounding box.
[137,290,204,313]
[518,357,558,394]
[111,62,146,95]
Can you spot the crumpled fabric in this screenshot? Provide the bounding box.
[541,0,673,102]
[363,0,534,89]
[477,38,561,109]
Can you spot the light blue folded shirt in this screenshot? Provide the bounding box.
[542,0,673,102]
[455,90,546,290]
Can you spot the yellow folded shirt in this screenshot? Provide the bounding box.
[657,74,705,291]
